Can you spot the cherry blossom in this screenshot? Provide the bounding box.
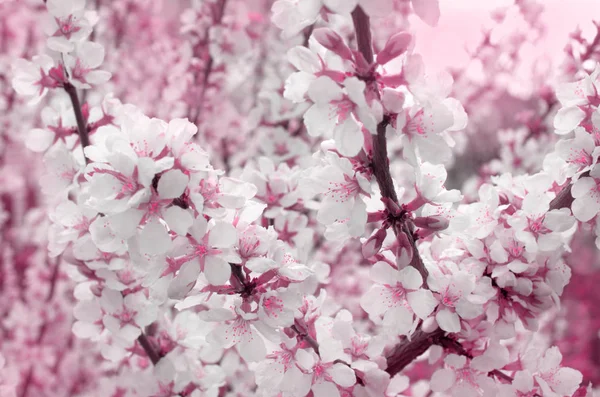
[4,0,600,395]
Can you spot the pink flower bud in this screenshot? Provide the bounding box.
[413,215,449,231]
[381,197,402,216]
[362,228,387,258]
[395,231,413,267]
[376,32,412,66]
[312,28,354,61]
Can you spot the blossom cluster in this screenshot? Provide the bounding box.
[2,0,600,396]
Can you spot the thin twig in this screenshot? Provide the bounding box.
[64,82,90,162]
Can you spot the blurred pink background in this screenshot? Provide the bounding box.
[412,0,600,74]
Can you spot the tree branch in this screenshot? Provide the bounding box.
[64,82,90,162]
[385,328,445,376]
[351,6,429,285]
[137,332,162,366]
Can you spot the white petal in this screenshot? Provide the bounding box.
[329,363,356,387]
[304,104,337,137]
[407,289,438,319]
[323,0,358,14]
[554,107,586,134]
[312,382,340,397]
[208,221,237,248]
[204,256,231,285]
[85,70,112,85]
[370,261,398,285]
[163,206,193,235]
[334,118,363,157]
[139,219,172,255]
[26,128,54,152]
[430,368,455,392]
[383,306,415,335]
[308,76,344,105]
[572,196,599,222]
[158,169,189,199]
[436,309,461,333]
[398,266,423,290]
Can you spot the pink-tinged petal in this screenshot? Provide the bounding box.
[513,371,534,393]
[204,255,231,285]
[436,309,461,333]
[554,107,586,134]
[158,169,189,199]
[329,363,356,387]
[551,367,583,396]
[312,28,354,61]
[407,289,438,319]
[430,368,455,392]
[208,221,237,248]
[411,0,441,26]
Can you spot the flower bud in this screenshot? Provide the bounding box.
[395,231,413,267]
[362,228,387,258]
[312,28,354,61]
[413,215,449,231]
[376,31,412,66]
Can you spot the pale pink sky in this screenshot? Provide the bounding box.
[412,0,600,75]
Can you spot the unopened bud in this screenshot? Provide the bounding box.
[413,215,449,231]
[362,228,387,258]
[376,31,412,66]
[395,231,413,267]
[313,28,354,61]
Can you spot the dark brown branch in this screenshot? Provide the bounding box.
[64,82,90,162]
[351,6,429,285]
[385,328,445,376]
[549,171,589,211]
[137,332,162,365]
[351,7,374,64]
